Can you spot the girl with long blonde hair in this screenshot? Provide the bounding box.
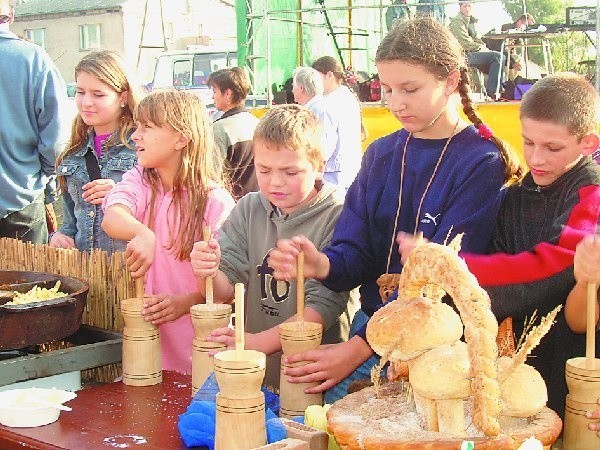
[51,50,143,253]
[102,90,235,373]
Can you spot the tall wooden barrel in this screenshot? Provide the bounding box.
[190,303,231,395]
[215,392,266,449]
[214,349,266,399]
[563,357,600,450]
[279,321,322,418]
[120,296,162,386]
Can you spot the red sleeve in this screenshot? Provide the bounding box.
[463,185,600,287]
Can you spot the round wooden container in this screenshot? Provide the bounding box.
[565,357,600,403]
[279,355,322,418]
[563,394,600,450]
[279,321,322,356]
[563,357,600,450]
[192,339,226,395]
[327,382,562,450]
[190,303,232,340]
[190,303,232,395]
[279,321,322,418]
[120,296,162,386]
[214,349,266,399]
[215,392,266,450]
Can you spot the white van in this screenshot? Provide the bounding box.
[150,49,238,107]
[150,49,267,111]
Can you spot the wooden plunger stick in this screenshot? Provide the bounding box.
[135,277,144,302]
[203,225,213,305]
[586,282,597,369]
[234,283,245,357]
[296,252,305,323]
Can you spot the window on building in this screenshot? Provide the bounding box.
[79,24,101,50]
[25,28,45,48]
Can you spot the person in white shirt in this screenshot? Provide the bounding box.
[292,66,338,183]
[312,56,363,190]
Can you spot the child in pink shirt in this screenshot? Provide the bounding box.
[102,90,235,374]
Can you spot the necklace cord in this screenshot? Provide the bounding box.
[384,121,460,274]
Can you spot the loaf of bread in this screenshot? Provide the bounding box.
[498,356,548,418]
[410,341,471,400]
[366,297,463,362]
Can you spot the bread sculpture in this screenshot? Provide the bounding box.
[365,238,559,440]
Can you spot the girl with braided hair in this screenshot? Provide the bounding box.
[267,17,524,404]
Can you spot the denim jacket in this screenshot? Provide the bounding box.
[56,133,137,253]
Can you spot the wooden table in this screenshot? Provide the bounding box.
[0,371,194,449]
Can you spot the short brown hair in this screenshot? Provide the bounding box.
[518,13,535,23]
[253,104,324,169]
[312,56,345,82]
[520,73,599,139]
[207,67,250,105]
[376,17,525,183]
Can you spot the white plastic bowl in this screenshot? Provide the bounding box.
[0,387,76,427]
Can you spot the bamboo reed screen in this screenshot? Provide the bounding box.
[0,237,136,382]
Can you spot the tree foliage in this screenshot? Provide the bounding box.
[502,0,565,23]
[501,0,594,73]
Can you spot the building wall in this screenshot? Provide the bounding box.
[12,12,125,83]
[12,0,236,85]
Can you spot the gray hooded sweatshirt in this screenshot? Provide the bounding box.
[219,183,351,389]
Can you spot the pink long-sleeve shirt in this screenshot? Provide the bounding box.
[104,166,235,373]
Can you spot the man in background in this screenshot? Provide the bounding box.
[386,0,411,31]
[0,0,68,243]
[292,66,339,185]
[449,0,504,98]
[416,0,445,24]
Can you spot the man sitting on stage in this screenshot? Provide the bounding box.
[449,0,504,98]
[484,13,536,78]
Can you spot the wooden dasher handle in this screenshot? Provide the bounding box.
[586,282,597,369]
[135,277,144,300]
[296,252,305,323]
[203,225,213,305]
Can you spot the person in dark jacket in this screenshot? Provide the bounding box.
[386,0,411,31]
[399,73,600,420]
[208,67,259,200]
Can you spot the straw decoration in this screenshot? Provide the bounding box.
[0,237,134,382]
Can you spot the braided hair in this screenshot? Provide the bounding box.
[376,17,525,183]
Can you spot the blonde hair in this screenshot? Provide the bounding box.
[520,73,599,140]
[61,50,142,154]
[253,104,324,169]
[57,50,143,190]
[312,56,345,85]
[135,90,225,260]
[376,17,525,183]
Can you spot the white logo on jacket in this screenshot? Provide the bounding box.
[421,212,441,226]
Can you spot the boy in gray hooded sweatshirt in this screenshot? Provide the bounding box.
[191,104,352,389]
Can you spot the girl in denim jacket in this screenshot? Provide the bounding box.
[50,50,143,253]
